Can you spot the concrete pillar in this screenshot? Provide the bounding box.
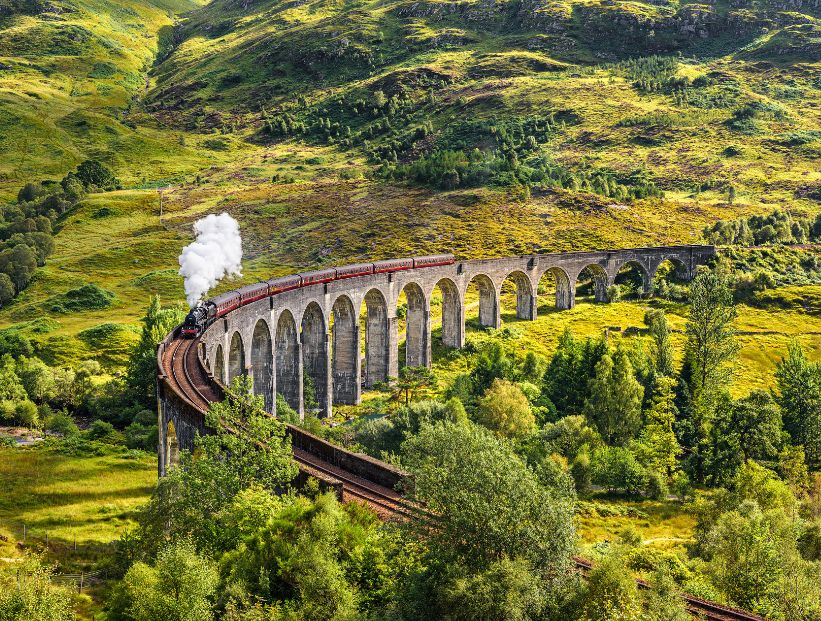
[157,384,166,478]
[567,282,577,309]
[388,314,399,380]
[423,299,432,368]
[322,330,332,418]
[517,286,537,320]
[296,340,304,420]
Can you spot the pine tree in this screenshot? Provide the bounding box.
[645,309,674,376]
[634,376,681,477]
[584,346,644,445]
[775,340,821,469]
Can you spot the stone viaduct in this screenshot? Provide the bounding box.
[187,245,714,425]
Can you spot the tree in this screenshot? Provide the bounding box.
[680,269,738,481]
[1,244,37,291]
[16,356,54,403]
[590,446,647,495]
[0,354,26,401]
[437,557,549,621]
[684,269,738,409]
[14,400,39,429]
[633,376,681,478]
[584,347,644,445]
[644,569,690,621]
[469,342,515,397]
[0,555,74,621]
[112,540,218,621]
[704,502,783,615]
[126,296,186,406]
[578,554,642,621]
[134,376,298,556]
[544,330,607,416]
[75,159,118,190]
[476,379,535,439]
[775,340,821,469]
[391,366,437,405]
[0,274,14,306]
[645,309,674,377]
[401,422,576,574]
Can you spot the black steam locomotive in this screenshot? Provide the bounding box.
[181,254,455,338]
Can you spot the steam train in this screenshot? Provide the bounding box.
[181,254,456,338]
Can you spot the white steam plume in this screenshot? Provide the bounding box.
[178,213,243,308]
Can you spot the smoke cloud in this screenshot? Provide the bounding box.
[178,213,243,308]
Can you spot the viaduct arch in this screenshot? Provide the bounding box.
[170,245,713,428]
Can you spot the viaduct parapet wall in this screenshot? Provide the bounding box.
[191,245,714,421]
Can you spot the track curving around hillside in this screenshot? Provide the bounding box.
[160,331,412,518]
[573,558,768,621]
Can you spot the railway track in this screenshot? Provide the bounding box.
[160,333,769,621]
[573,558,767,621]
[162,333,413,519]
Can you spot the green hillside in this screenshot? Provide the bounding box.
[0,0,818,356]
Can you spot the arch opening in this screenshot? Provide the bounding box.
[302,302,329,416]
[465,274,498,330]
[166,419,180,469]
[400,282,429,368]
[332,295,359,405]
[614,260,650,299]
[213,344,225,384]
[251,319,274,412]
[500,271,535,321]
[276,310,301,415]
[538,266,573,311]
[432,278,463,350]
[653,258,689,299]
[363,289,389,388]
[575,264,609,303]
[228,332,246,383]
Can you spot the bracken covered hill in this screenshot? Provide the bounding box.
[0,0,818,363]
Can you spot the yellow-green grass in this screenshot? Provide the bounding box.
[0,446,155,549]
[577,497,697,556]
[429,290,821,398]
[0,0,210,199]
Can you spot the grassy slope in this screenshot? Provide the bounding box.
[0,0,818,374]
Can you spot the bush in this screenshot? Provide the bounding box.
[670,470,692,501]
[591,446,647,496]
[606,284,622,302]
[14,400,39,428]
[45,411,79,436]
[86,419,126,445]
[645,470,669,500]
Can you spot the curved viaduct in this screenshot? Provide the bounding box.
[158,244,713,474]
[154,242,775,621]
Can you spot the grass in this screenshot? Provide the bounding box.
[0,445,155,550]
[427,290,821,399]
[577,495,697,556]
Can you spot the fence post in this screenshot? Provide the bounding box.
[79,572,84,594]
[45,532,48,549]
[22,524,25,542]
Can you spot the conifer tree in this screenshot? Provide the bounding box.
[584,346,644,445]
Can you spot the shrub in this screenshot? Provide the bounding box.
[645,470,669,500]
[45,411,79,436]
[14,400,39,428]
[591,446,647,496]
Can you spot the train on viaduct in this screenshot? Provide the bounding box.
[153,242,781,621]
[157,244,714,473]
